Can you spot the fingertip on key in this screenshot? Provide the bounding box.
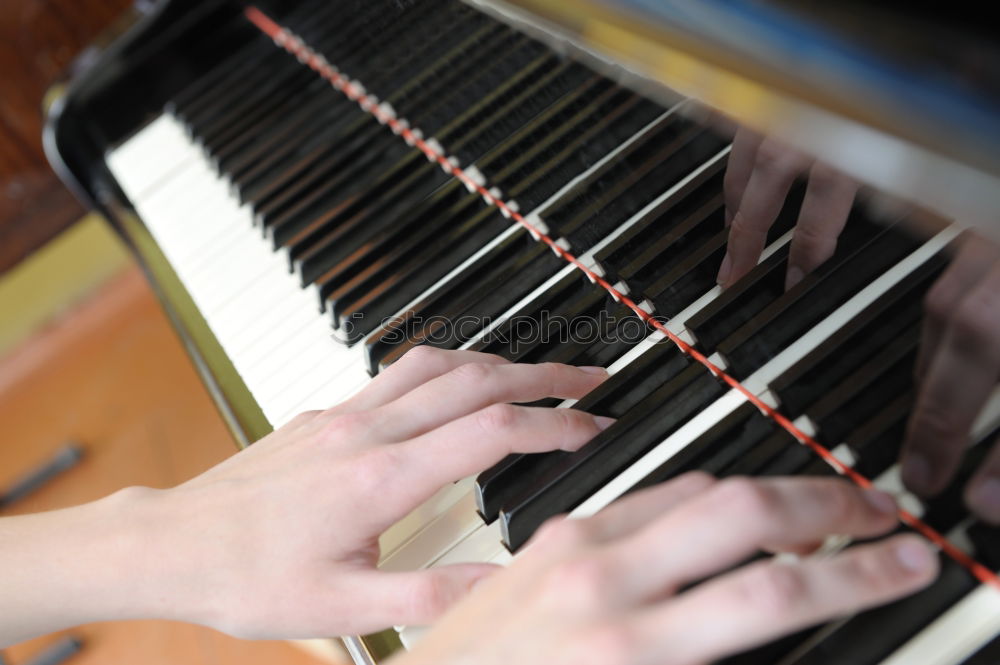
[717,251,733,287]
[894,536,937,576]
[966,476,1000,525]
[901,452,933,496]
[578,366,609,377]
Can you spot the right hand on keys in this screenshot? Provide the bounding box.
[397,474,937,665]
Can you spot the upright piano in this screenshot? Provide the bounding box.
[44,1,1000,663]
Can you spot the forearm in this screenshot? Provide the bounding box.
[0,487,203,647]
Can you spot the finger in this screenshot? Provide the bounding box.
[634,535,937,665]
[331,347,510,415]
[525,473,718,558]
[343,564,500,633]
[609,477,899,601]
[724,128,763,226]
[965,436,1000,524]
[918,233,999,378]
[384,405,613,515]
[903,264,1000,496]
[370,362,608,441]
[584,472,717,543]
[719,139,810,287]
[785,164,857,289]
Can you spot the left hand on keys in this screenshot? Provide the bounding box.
[0,348,611,646]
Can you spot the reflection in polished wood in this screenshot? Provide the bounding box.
[0,0,133,273]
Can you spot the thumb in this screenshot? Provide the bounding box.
[353,563,501,630]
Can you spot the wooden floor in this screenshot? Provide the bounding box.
[0,266,345,665]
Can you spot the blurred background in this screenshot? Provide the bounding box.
[0,2,344,663]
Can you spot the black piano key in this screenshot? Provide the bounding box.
[294,60,597,286]
[642,191,800,320]
[364,232,565,373]
[770,254,943,418]
[809,341,918,448]
[500,367,726,550]
[923,435,995,534]
[967,521,1000,569]
[548,123,729,253]
[719,223,927,379]
[786,554,979,665]
[962,633,1000,665]
[717,428,802,478]
[628,403,778,492]
[475,339,688,523]
[592,162,725,286]
[843,390,913,479]
[686,208,884,356]
[199,68,319,155]
[685,243,790,353]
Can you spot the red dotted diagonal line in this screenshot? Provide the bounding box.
[243,6,1000,591]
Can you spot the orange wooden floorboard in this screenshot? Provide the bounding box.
[0,266,344,665]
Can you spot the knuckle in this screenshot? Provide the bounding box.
[912,403,963,443]
[716,477,777,522]
[576,623,635,665]
[400,344,442,367]
[676,470,717,492]
[542,555,613,609]
[534,517,593,550]
[287,410,323,427]
[322,410,372,438]
[950,298,1000,347]
[840,548,902,594]
[475,403,520,434]
[351,447,399,492]
[407,571,454,620]
[816,480,860,525]
[737,563,807,617]
[924,281,957,323]
[754,141,795,173]
[450,361,497,385]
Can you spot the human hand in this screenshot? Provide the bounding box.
[719,128,858,290]
[0,348,611,646]
[395,474,937,665]
[903,231,1000,522]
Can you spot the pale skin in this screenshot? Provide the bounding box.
[720,127,1000,523]
[0,347,938,665]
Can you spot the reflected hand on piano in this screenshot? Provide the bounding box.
[718,134,1000,524]
[719,127,858,291]
[392,475,936,665]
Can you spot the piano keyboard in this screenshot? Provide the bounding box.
[105,1,1000,663]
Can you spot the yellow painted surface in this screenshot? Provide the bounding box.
[0,214,131,356]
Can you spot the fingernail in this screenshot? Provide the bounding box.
[785,266,804,291]
[895,539,934,574]
[578,366,608,376]
[901,453,932,495]
[967,477,1000,524]
[594,415,616,431]
[717,251,733,286]
[863,489,898,515]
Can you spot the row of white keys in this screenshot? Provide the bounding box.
[108,114,370,426]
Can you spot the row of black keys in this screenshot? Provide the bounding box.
[168,0,736,367]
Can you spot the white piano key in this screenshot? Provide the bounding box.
[878,583,1000,665]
